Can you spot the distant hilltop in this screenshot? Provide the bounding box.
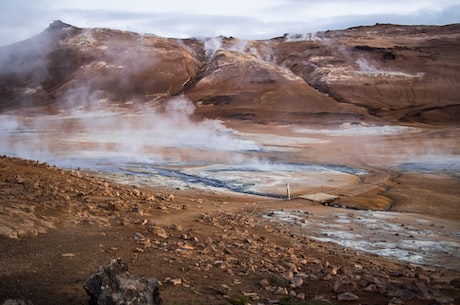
[0,21,459,125]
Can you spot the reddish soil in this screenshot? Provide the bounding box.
[0,156,459,305]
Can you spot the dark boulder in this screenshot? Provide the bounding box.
[84,258,162,305]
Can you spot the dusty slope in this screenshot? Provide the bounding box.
[1,156,459,305]
[0,21,459,124]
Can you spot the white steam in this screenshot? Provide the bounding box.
[203,37,222,58]
[356,57,376,71]
[354,57,424,78]
[0,116,19,132]
[284,32,326,42]
[0,96,260,165]
[229,39,249,52]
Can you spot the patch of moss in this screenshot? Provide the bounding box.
[228,295,250,305]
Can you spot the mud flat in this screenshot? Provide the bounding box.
[1,112,459,272]
[265,206,460,270]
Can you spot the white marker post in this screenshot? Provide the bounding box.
[286,183,291,200]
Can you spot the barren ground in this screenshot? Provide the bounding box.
[0,120,459,305]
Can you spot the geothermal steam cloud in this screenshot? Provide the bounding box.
[0,96,259,164]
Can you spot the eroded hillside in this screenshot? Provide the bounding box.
[1,21,459,124]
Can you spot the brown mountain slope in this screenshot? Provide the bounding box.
[273,24,460,124]
[0,21,201,110]
[0,21,459,124]
[186,48,368,123]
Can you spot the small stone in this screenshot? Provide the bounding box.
[434,296,454,304]
[362,284,376,292]
[275,287,288,295]
[170,223,183,231]
[296,292,306,300]
[61,253,75,257]
[150,226,168,239]
[388,297,404,305]
[259,278,270,287]
[242,292,258,298]
[290,276,303,288]
[165,278,182,285]
[178,242,194,250]
[333,278,343,293]
[220,284,232,295]
[323,273,333,281]
[15,175,25,184]
[388,289,414,300]
[134,232,145,241]
[330,266,338,275]
[337,292,360,301]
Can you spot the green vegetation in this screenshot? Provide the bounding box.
[228,295,251,305]
[268,275,290,287]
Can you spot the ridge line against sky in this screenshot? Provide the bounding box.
[1,0,460,46]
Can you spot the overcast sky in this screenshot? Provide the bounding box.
[1,0,459,46]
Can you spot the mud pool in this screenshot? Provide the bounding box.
[94,161,365,198]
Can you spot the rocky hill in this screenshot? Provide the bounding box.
[1,20,459,124]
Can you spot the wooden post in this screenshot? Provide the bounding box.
[286,183,291,200]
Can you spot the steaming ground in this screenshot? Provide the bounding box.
[0,97,260,164]
[266,208,460,269]
[1,98,458,195]
[1,99,459,269]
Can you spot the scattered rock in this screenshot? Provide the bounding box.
[290,276,303,288]
[164,277,183,285]
[296,292,305,300]
[434,296,455,304]
[149,226,168,239]
[337,292,360,301]
[84,258,162,305]
[388,288,414,300]
[275,287,288,295]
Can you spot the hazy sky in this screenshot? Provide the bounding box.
[1,0,459,45]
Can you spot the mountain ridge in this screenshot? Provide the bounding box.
[1,20,459,125]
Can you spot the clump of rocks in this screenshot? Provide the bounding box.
[84,258,162,305]
[0,156,177,238]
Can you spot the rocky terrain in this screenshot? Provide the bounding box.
[0,156,459,305]
[0,20,459,305]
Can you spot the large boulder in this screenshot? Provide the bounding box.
[84,258,162,305]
